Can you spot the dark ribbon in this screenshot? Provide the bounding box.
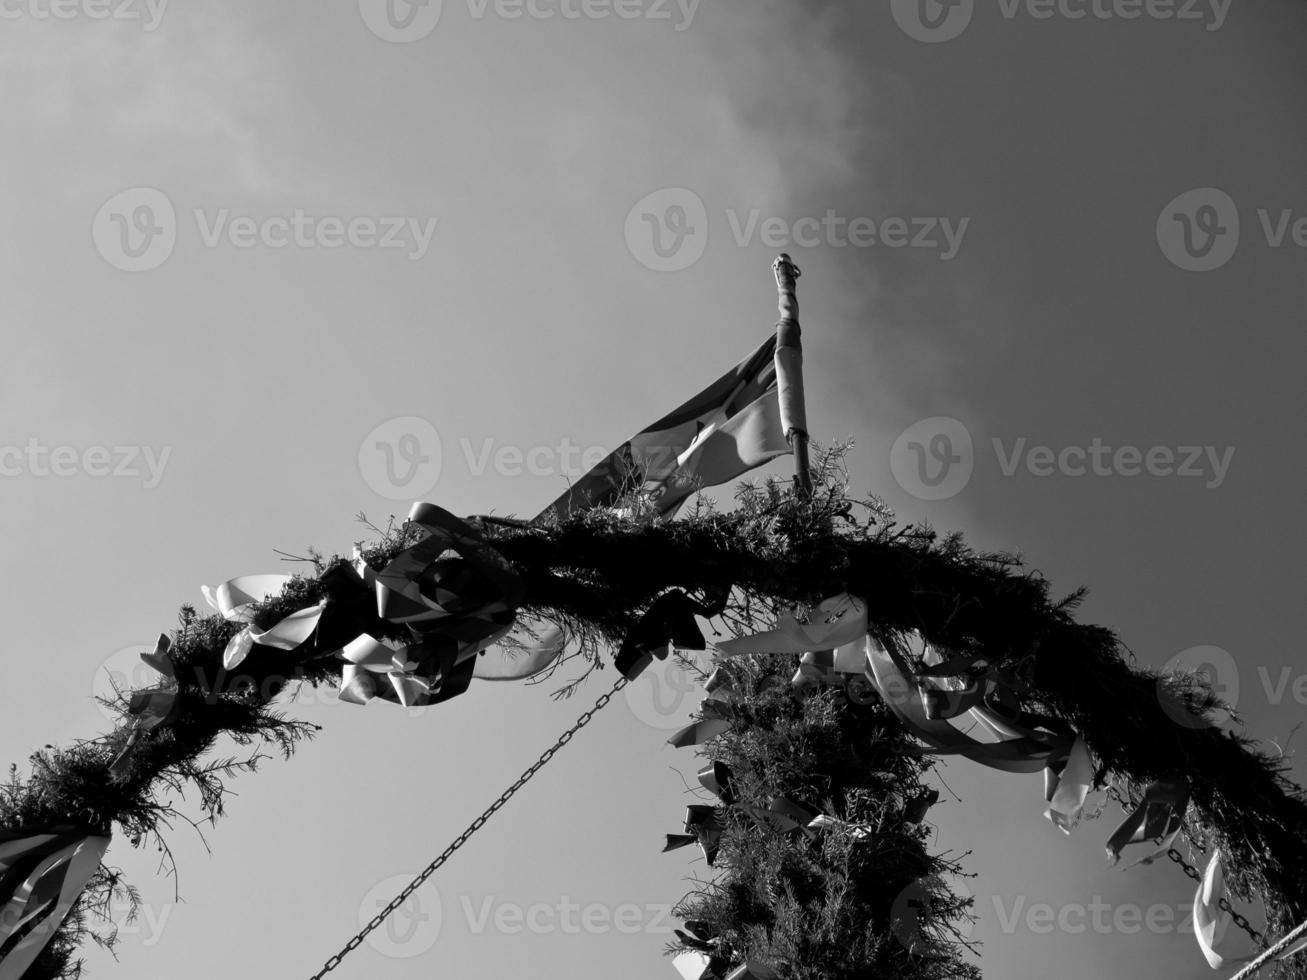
[615,587,728,680]
[663,805,723,866]
[668,698,737,748]
[108,634,179,777]
[698,761,738,805]
[1105,780,1189,863]
[335,503,525,708]
[904,788,940,825]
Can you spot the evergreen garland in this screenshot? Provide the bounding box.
[2,445,1304,979]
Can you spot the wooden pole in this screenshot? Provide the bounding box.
[773,253,812,496]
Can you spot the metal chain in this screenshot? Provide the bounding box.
[1167,847,1267,947]
[308,676,628,979]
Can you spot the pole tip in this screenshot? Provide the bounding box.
[773,254,801,290]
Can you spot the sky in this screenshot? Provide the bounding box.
[2,1,1306,978]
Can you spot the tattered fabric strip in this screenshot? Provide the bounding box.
[0,832,109,980]
[1105,780,1189,864]
[865,633,1063,773]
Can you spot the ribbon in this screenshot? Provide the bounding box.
[663,806,723,866]
[373,503,522,633]
[792,641,872,697]
[904,788,940,825]
[698,761,738,805]
[668,699,736,748]
[740,797,820,838]
[201,576,327,670]
[673,951,714,980]
[203,503,526,707]
[1043,735,1094,834]
[675,920,717,952]
[0,830,110,980]
[1105,780,1189,864]
[337,621,515,708]
[704,667,740,702]
[725,963,779,980]
[715,593,867,657]
[108,634,179,777]
[473,619,566,682]
[865,632,1067,773]
[805,814,874,841]
[1194,850,1307,969]
[615,590,724,680]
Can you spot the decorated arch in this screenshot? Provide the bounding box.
[2,258,1305,980]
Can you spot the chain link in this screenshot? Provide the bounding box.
[1166,848,1267,947]
[308,676,628,979]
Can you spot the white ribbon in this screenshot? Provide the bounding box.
[337,634,430,707]
[672,950,712,980]
[1044,735,1093,833]
[715,594,867,655]
[1193,850,1307,970]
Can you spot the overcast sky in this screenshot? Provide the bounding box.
[2,2,1305,978]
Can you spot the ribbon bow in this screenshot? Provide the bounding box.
[202,503,526,709]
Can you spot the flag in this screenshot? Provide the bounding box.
[0,826,109,980]
[472,336,790,682]
[536,335,790,521]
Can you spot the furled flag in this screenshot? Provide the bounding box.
[535,334,791,521]
[0,826,109,980]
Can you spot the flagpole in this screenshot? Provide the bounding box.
[773,253,813,496]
